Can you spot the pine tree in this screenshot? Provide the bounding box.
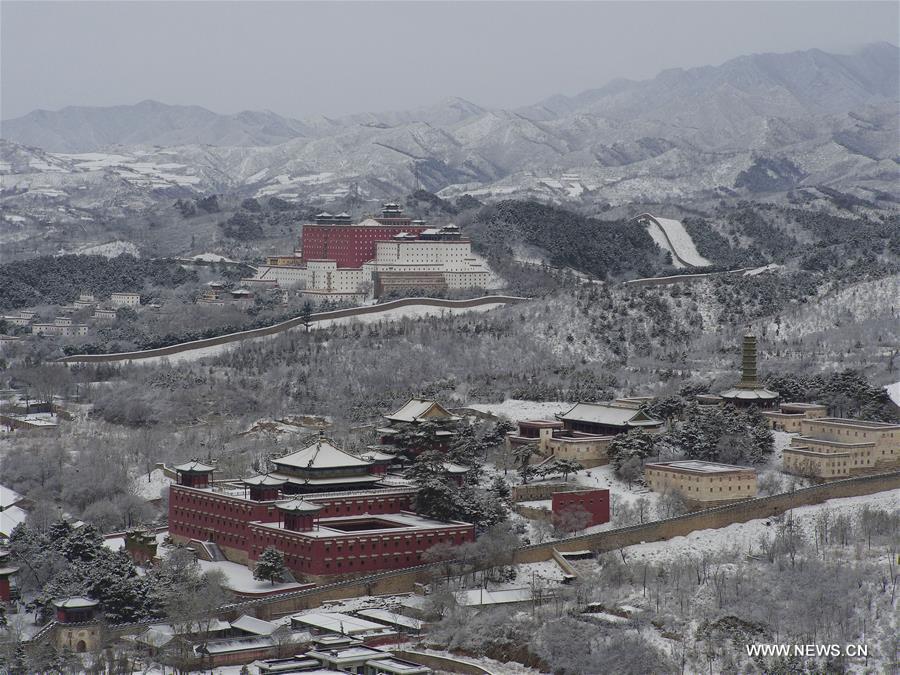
[254,547,287,585]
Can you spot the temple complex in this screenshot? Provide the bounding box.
[167,437,475,581]
[506,401,663,468]
[242,205,492,300]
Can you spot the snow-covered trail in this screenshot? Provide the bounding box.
[638,213,711,268]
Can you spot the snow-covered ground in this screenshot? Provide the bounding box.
[130,468,171,501]
[196,558,306,594]
[70,240,141,258]
[886,380,900,407]
[618,489,899,565]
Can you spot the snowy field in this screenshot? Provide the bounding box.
[618,489,899,565]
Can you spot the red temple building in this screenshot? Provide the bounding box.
[0,548,19,602]
[168,439,475,581]
[297,204,429,268]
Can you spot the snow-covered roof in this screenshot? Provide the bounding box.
[361,448,396,462]
[137,625,175,648]
[53,597,99,609]
[173,461,215,473]
[0,505,27,538]
[242,473,287,487]
[645,460,756,474]
[272,439,372,471]
[291,612,391,635]
[719,387,779,401]
[441,461,470,474]
[357,218,383,227]
[558,403,660,427]
[0,485,24,510]
[230,614,279,636]
[196,636,274,656]
[457,587,533,606]
[385,398,460,423]
[276,498,323,513]
[355,608,424,631]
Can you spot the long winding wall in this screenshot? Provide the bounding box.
[217,470,899,620]
[57,295,527,364]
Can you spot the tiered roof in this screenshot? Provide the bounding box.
[242,473,287,487]
[272,439,372,471]
[558,403,661,428]
[384,398,460,424]
[173,461,215,473]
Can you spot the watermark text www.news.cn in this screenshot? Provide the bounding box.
[746,644,869,658]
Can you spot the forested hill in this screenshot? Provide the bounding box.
[0,254,197,311]
[470,200,668,280]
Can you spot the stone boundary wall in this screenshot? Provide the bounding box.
[57,296,527,364]
[46,472,892,634]
[510,482,581,502]
[513,504,552,522]
[218,470,898,620]
[394,650,491,675]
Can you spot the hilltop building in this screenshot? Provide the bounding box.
[782,418,900,479]
[110,292,141,308]
[1,311,36,327]
[718,330,779,408]
[243,205,492,300]
[644,460,758,506]
[506,401,663,468]
[31,317,88,337]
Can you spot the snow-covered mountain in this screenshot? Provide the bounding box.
[1,43,898,215]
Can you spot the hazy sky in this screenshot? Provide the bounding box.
[2,1,897,120]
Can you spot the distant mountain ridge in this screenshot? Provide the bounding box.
[1,42,897,217]
[4,43,896,153]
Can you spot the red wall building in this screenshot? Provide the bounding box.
[551,489,610,527]
[298,205,428,268]
[168,482,473,580]
[299,222,429,268]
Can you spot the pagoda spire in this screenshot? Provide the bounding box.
[738,326,760,389]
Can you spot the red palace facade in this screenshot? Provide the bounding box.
[298,204,429,268]
[168,463,474,581]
